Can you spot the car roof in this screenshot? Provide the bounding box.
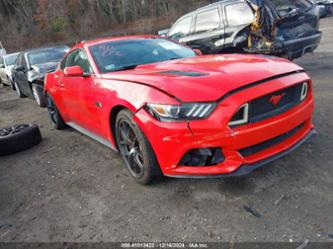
[80,35,161,47]
[186,0,224,14]
[182,0,244,16]
[2,52,19,58]
[21,45,69,54]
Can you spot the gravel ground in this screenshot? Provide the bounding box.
[0,17,333,243]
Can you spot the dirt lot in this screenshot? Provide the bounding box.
[1,17,333,243]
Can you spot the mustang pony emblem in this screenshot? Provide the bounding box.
[270,93,286,106]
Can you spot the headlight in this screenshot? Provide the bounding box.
[146,103,216,121]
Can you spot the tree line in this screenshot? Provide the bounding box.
[0,0,214,52]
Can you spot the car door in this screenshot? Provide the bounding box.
[56,49,100,134]
[0,56,6,83]
[185,7,225,54]
[14,53,31,96]
[223,1,255,49]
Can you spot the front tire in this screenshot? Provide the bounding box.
[14,80,26,98]
[115,109,163,185]
[32,84,46,107]
[9,77,16,90]
[46,93,66,130]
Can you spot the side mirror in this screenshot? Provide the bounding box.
[0,64,5,68]
[64,66,84,77]
[193,49,203,56]
[15,65,26,72]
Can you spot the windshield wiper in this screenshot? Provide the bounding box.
[112,64,138,72]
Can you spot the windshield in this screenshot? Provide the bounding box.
[89,38,196,73]
[270,0,313,16]
[4,54,18,66]
[28,46,68,65]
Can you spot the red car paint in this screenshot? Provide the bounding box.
[44,36,314,177]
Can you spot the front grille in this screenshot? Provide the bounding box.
[230,82,305,126]
[250,83,303,123]
[239,123,305,157]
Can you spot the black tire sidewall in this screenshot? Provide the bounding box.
[0,124,42,156]
[32,84,46,107]
[9,78,15,90]
[14,80,25,98]
[46,94,66,130]
[115,109,162,185]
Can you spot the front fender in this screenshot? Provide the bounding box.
[97,78,180,144]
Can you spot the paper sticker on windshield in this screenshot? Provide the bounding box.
[158,41,182,50]
[105,64,116,71]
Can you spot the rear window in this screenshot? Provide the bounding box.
[225,2,254,26]
[195,8,221,33]
[270,0,313,16]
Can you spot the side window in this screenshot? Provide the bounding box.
[225,2,254,26]
[22,54,28,68]
[60,56,67,70]
[17,54,23,66]
[0,57,4,66]
[64,49,92,73]
[168,16,192,39]
[195,8,221,33]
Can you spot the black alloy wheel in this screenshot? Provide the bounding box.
[117,119,145,178]
[46,94,66,129]
[115,109,162,185]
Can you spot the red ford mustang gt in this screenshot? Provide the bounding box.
[44,36,315,184]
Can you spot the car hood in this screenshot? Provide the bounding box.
[101,54,303,102]
[31,61,59,74]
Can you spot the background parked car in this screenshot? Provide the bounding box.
[0,52,19,90]
[160,0,322,60]
[312,0,333,17]
[12,45,69,107]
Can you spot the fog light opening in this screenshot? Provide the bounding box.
[179,148,225,167]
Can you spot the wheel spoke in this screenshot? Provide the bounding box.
[117,119,145,178]
[134,152,144,170]
[119,123,133,146]
[0,124,28,137]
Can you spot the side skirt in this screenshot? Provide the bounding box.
[66,122,117,151]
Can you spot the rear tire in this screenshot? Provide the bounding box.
[32,84,46,107]
[115,109,163,185]
[46,93,67,130]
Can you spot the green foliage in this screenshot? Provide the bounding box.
[50,17,67,33]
